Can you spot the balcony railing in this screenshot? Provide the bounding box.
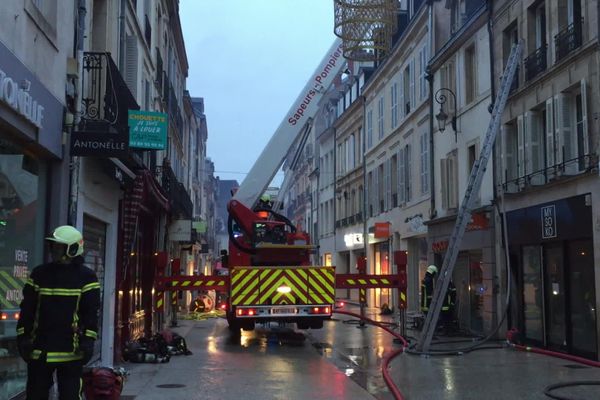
[524,45,547,81]
[155,163,193,219]
[501,153,597,193]
[555,18,583,62]
[79,52,139,134]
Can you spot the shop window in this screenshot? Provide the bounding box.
[0,141,46,399]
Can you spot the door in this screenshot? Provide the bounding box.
[522,246,544,344]
[544,244,567,351]
[567,240,597,358]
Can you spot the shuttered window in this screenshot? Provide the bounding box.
[125,34,139,97]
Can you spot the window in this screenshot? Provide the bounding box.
[419,45,429,101]
[403,61,415,115]
[391,155,398,207]
[440,151,458,209]
[378,164,385,213]
[357,128,363,163]
[368,171,374,217]
[26,0,58,43]
[378,97,385,139]
[501,122,518,187]
[391,83,399,129]
[420,133,429,195]
[367,110,373,148]
[349,134,355,169]
[503,22,519,90]
[125,34,139,97]
[465,44,476,104]
[398,144,412,204]
[440,59,456,99]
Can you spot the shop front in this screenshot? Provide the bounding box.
[427,209,496,334]
[0,41,66,399]
[507,194,597,359]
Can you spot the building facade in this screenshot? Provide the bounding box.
[492,0,600,359]
[0,1,75,397]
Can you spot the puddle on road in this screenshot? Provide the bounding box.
[226,325,307,350]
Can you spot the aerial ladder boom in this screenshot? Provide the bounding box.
[416,42,523,352]
[232,39,344,210]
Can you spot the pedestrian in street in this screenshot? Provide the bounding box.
[17,225,101,399]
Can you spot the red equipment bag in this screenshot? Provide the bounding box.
[82,367,124,400]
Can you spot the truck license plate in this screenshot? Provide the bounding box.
[271,308,296,315]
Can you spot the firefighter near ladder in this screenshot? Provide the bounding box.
[17,225,101,399]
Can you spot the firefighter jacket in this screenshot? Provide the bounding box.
[17,256,100,363]
[420,272,434,312]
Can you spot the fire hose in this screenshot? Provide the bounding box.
[334,310,407,400]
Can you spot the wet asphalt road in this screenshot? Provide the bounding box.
[121,309,600,400]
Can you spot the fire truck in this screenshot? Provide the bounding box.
[156,38,405,332]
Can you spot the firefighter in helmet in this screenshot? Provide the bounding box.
[17,225,100,399]
[421,265,438,314]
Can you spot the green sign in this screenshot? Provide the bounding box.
[193,221,207,233]
[128,110,168,149]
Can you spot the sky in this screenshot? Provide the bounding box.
[180,0,337,187]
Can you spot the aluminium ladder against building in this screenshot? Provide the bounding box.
[416,42,523,353]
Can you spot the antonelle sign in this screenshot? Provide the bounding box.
[71,132,129,157]
[128,110,168,149]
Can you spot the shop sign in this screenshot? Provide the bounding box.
[1,41,64,157]
[169,220,192,242]
[344,233,363,247]
[70,132,129,157]
[432,240,449,253]
[0,69,44,128]
[541,205,557,239]
[128,110,168,149]
[374,222,391,238]
[466,213,489,231]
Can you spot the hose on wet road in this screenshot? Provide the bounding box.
[334,310,407,400]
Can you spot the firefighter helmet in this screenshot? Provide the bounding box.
[46,225,84,257]
[427,265,438,275]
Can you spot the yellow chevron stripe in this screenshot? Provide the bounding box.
[257,270,283,302]
[370,279,377,284]
[231,268,250,285]
[218,281,225,286]
[259,275,286,304]
[182,281,190,287]
[207,280,215,286]
[358,279,367,284]
[287,270,308,292]
[232,274,261,305]
[347,279,355,285]
[272,291,295,304]
[156,298,163,308]
[171,281,179,287]
[231,269,259,298]
[382,279,390,284]
[310,270,334,298]
[194,281,204,286]
[243,293,258,305]
[400,292,406,301]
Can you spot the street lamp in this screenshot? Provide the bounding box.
[434,88,457,141]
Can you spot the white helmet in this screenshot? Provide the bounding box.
[46,225,84,257]
[427,265,438,275]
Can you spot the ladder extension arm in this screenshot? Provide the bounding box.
[416,42,523,353]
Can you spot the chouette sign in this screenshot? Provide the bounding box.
[128,110,168,150]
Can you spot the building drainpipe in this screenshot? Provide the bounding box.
[486,0,501,333]
[119,0,127,72]
[361,95,368,325]
[68,0,87,227]
[427,2,436,221]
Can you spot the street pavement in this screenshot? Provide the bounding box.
[118,307,600,399]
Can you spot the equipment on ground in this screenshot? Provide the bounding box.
[415,42,523,353]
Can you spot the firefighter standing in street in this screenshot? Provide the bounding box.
[17,225,101,399]
[421,265,438,314]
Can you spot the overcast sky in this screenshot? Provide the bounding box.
[180,1,336,186]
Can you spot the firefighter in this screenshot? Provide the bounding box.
[420,265,437,314]
[441,279,457,331]
[17,225,101,399]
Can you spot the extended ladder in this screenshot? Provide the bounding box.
[416,42,523,353]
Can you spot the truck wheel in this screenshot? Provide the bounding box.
[296,321,310,330]
[227,312,241,333]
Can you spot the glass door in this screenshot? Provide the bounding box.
[544,244,567,351]
[567,240,597,358]
[522,246,544,344]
